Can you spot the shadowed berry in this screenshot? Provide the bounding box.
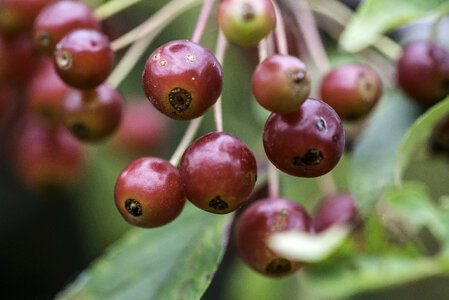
[313,194,357,233]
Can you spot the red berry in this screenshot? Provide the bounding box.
[142,40,223,120]
[216,0,276,46]
[236,197,311,277]
[26,59,69,124]
[179,132,257,214]
[12,116,85,191]
[252,54,311,114]
[112,100,170,155]
[0,0,52,35]
[54,29,114,89]
[62,84,123,142]
[313,194,357,233]
[263,98,345,177]
[319,64,382,120]
[397,41,449,106]
[32,0,100,56]
[114,157,186,228]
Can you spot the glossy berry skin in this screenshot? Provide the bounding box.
[0,0,52,35]
[114,157,186,228]
[54,29,114,89]
[236,197,311,277]
[263,98,345,178]
[142,40,223,120]
[179,132,257,214]
[252,54,311,114]
[216,0,276,47]
[32,0,100,56]
[397,41,449,106]
[319,64,382,120]
[313,194,357,233]
[26,59,69,124]
[12,117,85,191]
[113,100,170,155]
[62,84,123,142]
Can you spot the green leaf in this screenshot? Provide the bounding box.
[57,205,231,300]
[394,96,449,183]
[349,90,421,215]
[340,0,449,52]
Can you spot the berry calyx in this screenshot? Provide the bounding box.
[252,54,311,114]
[216,0,276,46]
[313,193,357,233]
[142,40,223,120]
[54,29,114,89]
[319,64,382,120]
[114,157,186,228]
[397,41,449,106]
[263,98,345,177]
[236,197,311,277]
[179,132,257,214]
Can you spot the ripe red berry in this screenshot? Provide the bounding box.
[32,0,100,56]
[216,0,276,46]
[236,197,311,277]
[62,84,123,142]
[142,40,223,120]
[263,98,345,177]
[12,116,85,191]
[54,29,114,89]
[319,64,382,120]
[313,194,357,233]
[397,41,449,106]
[252,54,311,114]
[0,0,51,35]
[114,157,186,228]
[26,59,69,124]
[112,100,170,155]
[179,132,257,214]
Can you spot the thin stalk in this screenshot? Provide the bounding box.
[272,0,288,55]
[94,0,143,21]
[111,0,203,51]
[191,0,216,43]
[169,117,204,166]
[213,31,228,132]
[430,13,445,44]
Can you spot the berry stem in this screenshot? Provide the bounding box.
[110,0,203,51]
[430,13,444,44]
[213,31,228,132]
[271,0,288,55]
[268,162,279,198]
[169,117,203,166]
[191,0,216,43]
[94,0,143,20]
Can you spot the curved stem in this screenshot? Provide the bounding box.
[430,13,445,43]
[94,0,143,21]
[213,31,227,132]
[191,0,216,43]
[272,0,288,55]
[111,0,202,52]
[169,117,204,166]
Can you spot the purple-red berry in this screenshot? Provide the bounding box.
[313,194,357,233]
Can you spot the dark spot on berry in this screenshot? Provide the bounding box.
[209,195,228,211]
[125,198,142,216]
[241,3,255,21]
[70,122,89,140]
[333,135,339,142]
[37,31,51,48]
[265,258,292,275]
[90,40,97,47]
[169,87,192,112]
[316,117,327,131]
[56,50,73,70]
[289,70,305,84]
[293,149,323,167]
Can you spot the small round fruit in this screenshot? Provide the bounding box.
[216,0,276,46]
[12,116,85,191]
[0,0,52,35]
[62,84,123,142]
[26,59,69,124]
[142,40,223,120]
[252,54,311,114]
[54,29,113,89]
[236,197,311,277]
[319,64,382,120]
[113,100,170,155]
[179,132,257,214]
[32,0,100,55]
[263,98,345,177]
[313,194,357,233]
[114,157,186,228]
[397,41,449,106]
